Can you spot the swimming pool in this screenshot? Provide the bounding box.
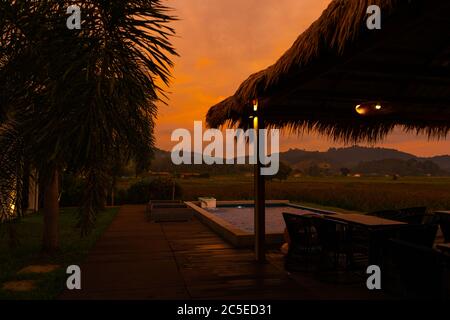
[205,205,318,233]
[185,200,335,247]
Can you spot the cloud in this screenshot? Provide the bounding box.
[195,57,216,69]
[155,0,450,157]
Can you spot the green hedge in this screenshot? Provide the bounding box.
[122,177,182,204]
[61,174,183,206]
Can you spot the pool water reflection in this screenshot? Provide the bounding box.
[205,205,318,233]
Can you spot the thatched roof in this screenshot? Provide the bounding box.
[206,0,450,142]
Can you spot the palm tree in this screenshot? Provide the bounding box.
[0,1,177,253]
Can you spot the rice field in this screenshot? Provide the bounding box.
[177,175,450,213]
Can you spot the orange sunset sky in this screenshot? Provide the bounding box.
[155,0,450,157]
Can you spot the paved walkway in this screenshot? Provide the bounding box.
[60,205,384,300]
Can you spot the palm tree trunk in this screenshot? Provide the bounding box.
[111,176,116,206]
[42,169,59,253]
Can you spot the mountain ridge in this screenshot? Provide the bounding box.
[280,146,450,172]
[152,146,450,173]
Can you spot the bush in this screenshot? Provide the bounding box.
[268,161,292,181]
[125,177,182,204]
[60,174,183,206]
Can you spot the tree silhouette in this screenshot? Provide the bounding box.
[268,162,292,181]
[340,167,351,176]
[0,1,177,253]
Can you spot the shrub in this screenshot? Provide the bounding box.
[126,177,182,204]
[60,174,183,206]
[267,161,292,181]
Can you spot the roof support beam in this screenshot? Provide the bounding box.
[253,110,266,263]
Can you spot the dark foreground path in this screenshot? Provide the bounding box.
[60,205,384,300]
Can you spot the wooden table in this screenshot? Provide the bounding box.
[327,213,406,229]
[325,213,407,265]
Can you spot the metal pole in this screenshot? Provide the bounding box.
[254,115,266,262]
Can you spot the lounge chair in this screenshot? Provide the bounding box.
[146,200,183,214]
[146,200,193,222]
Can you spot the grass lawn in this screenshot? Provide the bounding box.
[0,207,119,300]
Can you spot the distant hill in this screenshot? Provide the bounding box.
[151,146,450,176]
[326,146,415,166]
[280,146,416,169]
[150,149,252,174]
[280,146,450,174]
[423,155,450,171]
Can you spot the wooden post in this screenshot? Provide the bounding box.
[254,115,266,262]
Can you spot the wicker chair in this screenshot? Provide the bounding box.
[382,238,448,299]
[310,216,353,271]
[395,223,438,248]
[370,223,438,267]
[282,213,320,271]
[368,207,427,224]
[437,212,450,243]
